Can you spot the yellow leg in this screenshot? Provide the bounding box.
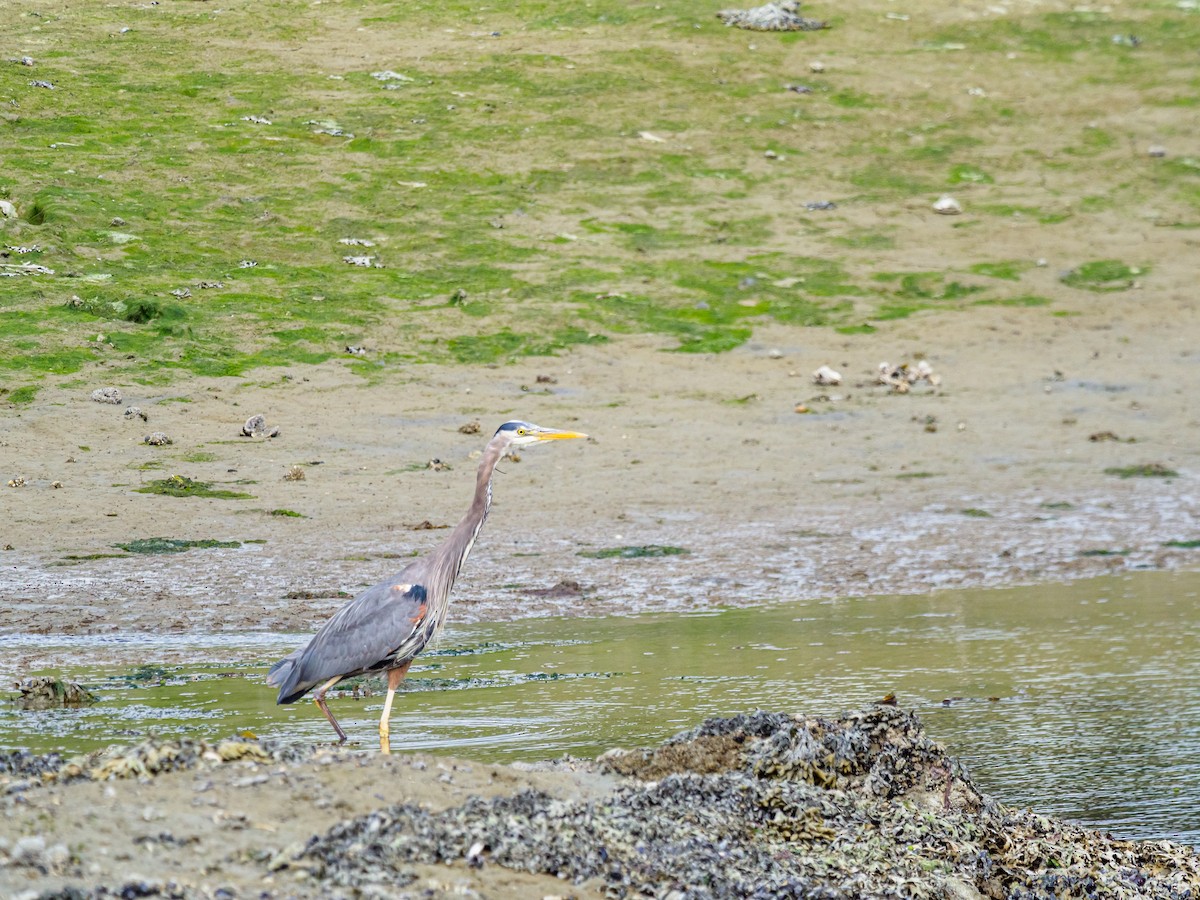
[379,662,411,754]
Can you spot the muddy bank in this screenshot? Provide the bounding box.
[3,305,1199,663]
[2,705,1197,899]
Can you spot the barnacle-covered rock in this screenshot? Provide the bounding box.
[717,0,828,31]
[11,677,97,710]
[290,706,1200,899]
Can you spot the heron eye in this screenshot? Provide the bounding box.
[517,428,526,435]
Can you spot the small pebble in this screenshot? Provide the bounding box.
[932,196,962,215]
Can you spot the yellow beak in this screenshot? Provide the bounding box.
[536,429,588,441]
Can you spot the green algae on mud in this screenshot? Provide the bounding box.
[577,544,689,559]
[114,537,246,554]
[133,475,255,500]
[1103,463,1178,479]
[3,0,1196,382]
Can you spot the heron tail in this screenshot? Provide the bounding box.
[266,656,309,705]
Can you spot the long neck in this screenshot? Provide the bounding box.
[434,439,503,594]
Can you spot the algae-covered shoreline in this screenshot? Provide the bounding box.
[2,706,1198,899]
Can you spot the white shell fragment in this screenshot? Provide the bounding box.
[143,432,173,446]
[812,364,842,386]
[242,414,281,439]
[877,360,941,393]
[371,70,413,82]
[932,196,963,215]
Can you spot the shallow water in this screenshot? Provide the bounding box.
[2,570,1198,845]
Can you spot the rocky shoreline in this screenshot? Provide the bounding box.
[3,705,1197,899]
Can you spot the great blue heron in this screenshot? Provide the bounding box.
[267,420,587,752]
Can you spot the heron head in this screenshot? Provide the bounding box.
[493,420,587,447]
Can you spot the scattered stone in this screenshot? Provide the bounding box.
[338,238,376,247]
[717,0,828,31]
[932,195,963,215]
[877,360,941,392]
[143,432,172,446]
[7,476,25,488]
[170,287,192,298]
[0,262,53,275]
[28,79,54,89]
[805,200,837,210]
[1148,144,1167,158]
[342,255,380,267]
[241,414,274,437]
[241,115,272,125]
[458,421,482,435]
[0,200,16,219]
[110,216,127,227]
[812,364,842,385]
[238,259,257,268]
[344,345,368,355]
[12,676,97,709]
[91,387,123,404]
[522,579,584,599]
[283,465,306,481]
[370,70,413,83]
[427,458,452,471]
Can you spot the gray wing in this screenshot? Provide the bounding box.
[268,570,435,704]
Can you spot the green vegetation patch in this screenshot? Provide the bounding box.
[1103,464,1178,479]
[1061,261,1145,292]
[578,545,689,559]
[968,261,1033,281]
[134,475,256,499]
[115,537,244,554]
[5,385,39,405]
